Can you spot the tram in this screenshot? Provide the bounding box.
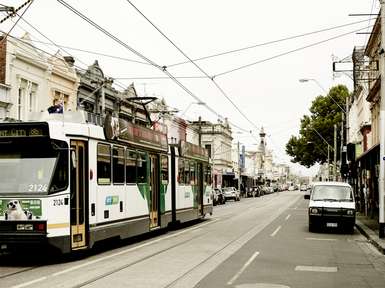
[0,111,212,253]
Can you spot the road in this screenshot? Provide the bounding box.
[1,191,385,288]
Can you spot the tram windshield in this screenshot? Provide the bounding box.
[0,139,68,194]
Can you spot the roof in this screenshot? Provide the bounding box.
[311,181,351,187]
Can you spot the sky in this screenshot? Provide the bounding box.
[0,0,380,176]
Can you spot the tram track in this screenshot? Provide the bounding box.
[0,266,40,280]
[71,194,291,288]
[71,230,209,288]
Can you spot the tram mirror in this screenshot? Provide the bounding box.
[71,150,77,168]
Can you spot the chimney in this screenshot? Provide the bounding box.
[64,56,75,67]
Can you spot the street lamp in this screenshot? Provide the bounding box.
[306,127,335,181]
[179,101,205,117]
[299,78,346,113]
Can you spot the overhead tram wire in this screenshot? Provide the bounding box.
[11,37,153,66]
[166,17,375,68]
[125,0,261,132]
[56,0,239,129]
[0,0,33,45]
[213,25,372,78]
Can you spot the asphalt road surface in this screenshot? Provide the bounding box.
[1,191,385,288]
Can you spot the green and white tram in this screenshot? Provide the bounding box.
[0,112,212,253]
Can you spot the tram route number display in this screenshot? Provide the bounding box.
[0,199,42,218]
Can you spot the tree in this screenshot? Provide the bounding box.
[285,85,349,167]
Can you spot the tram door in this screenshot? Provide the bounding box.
[197,163,204,216]
[70,140,87,249]
[149,154,160,228]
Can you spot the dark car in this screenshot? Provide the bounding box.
[213,188,226,205]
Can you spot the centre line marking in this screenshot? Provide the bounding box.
[305,237,337,241]
[270,225,282,237]
[227,251,260,285]
[295,265,337,272]
[285,214,291,221]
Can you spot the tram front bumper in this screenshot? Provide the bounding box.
[0,220,47,249]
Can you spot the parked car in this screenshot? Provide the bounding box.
[305,181,355,233]
[213,188,226,205]
[288,186,295,191]
[223,187,240,201]
[246,186,259,197]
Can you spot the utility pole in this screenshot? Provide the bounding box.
[327,145,330,181]
[333,124,337,181]
[379,0,385,238]
[340,113,344,180]
[238,141,241,195]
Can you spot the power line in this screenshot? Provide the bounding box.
[125,0,261,132]
[214,25,371,78]
[0,0,33,44]
[55,0,250,132]
[167,18,375,68]
[10,37,152,66]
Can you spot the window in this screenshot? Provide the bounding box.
[97,144,111,185]
[204,165,212,185]
[184,159,190,185]
[50,140,69,193]
[190,161,196,185]
[205,144,211,158]
[137,152,148,183]
[18,79,38,120]
[161,155,168,183]
[178,158,184,184]
[126,150,137,184]
[53,90,69,110]
[112,146,124,184]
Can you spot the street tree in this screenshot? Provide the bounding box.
[286,84,350,167]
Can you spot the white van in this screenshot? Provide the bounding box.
[304,181,355,233]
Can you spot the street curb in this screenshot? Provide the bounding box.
[355,219,385,255]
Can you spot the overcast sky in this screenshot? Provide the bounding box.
[1,0,379,176]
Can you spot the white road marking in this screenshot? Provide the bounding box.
[11,218,219,288]
[285,214,291,221]
[295,265,338,272]
[270,225,282,237]
[227,251,260,285]
[11,277,47,288]
[305,237,337,241]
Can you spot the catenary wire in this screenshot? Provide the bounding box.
[167,18,374,68]
[56,0,253,133]
[0,0,33,44]
[214,25,372,78]
[125,0,261,132]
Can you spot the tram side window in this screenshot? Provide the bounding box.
[126,150,137,184]
[113,146,125,184]
[97,144,111,185]
[178,158,184,184]
[205,165,212,185]
[137,152,148,183]
[161,155,168,183]
[184,159,190,185]
[190,161,196,185]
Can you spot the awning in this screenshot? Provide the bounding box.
[356,143,379,162]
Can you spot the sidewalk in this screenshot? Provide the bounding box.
[355,214,385,254]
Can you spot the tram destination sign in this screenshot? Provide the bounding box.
[179,140,209,161]
[0,123,49,138]
[104,115,168,151]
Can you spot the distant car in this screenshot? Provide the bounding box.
[288,186,295,191]
[213,188,226,205]
[305,181,355,233]
[223,187,240,201]
[300,185,307,191]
